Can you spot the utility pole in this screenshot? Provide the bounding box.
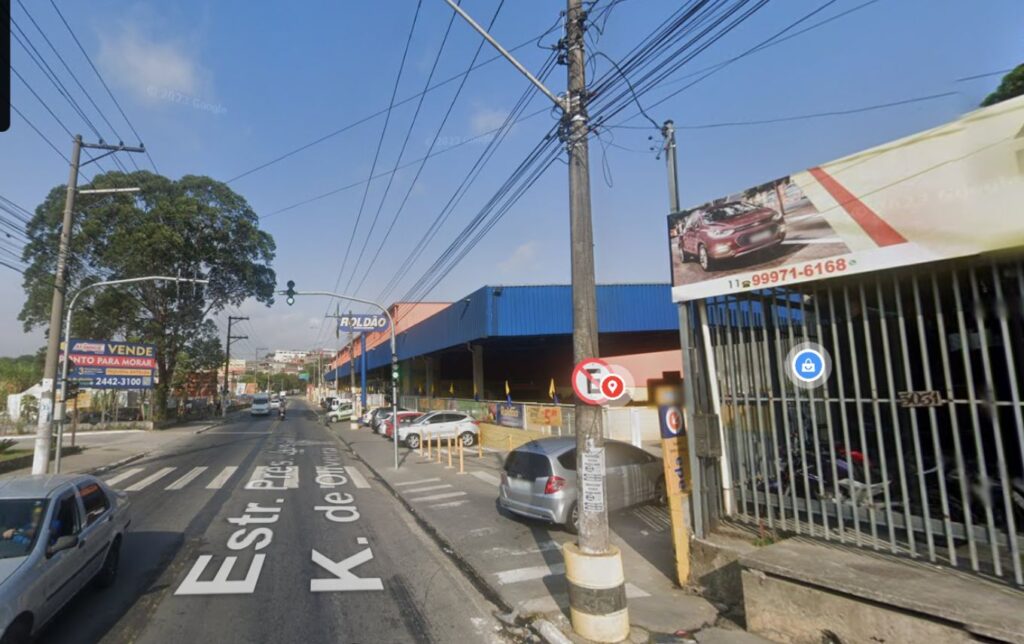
[663,120,680,212]
[224,316,248,417]
[445,1,627,639]
[349,331,356,404]
[255,347,268,396]
[33,135,146,475]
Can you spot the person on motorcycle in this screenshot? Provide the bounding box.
[278,399,286,420]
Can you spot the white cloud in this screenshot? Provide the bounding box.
[97,22,210,104]
[498,240,539,274]
[470,106,510,136]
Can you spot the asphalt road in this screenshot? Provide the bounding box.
[38,399,505,643]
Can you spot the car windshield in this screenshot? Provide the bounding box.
[704,202,757,221]
[254,395,269,404]
[0,498,48,559]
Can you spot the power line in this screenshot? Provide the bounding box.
[313,0,425,347]
[48,0,158,173]
[225,19,564,185]
[666,91,958,129]
[956,67,1015,82]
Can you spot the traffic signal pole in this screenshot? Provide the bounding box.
[282,286,399,470]
[445,2,628,639]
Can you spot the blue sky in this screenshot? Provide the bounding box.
[0,0,1020,358]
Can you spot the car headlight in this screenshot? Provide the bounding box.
[707,228,734,239]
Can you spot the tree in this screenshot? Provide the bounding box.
[19,172,276,420]
[0,355,43,410]
[981,64,1024,107]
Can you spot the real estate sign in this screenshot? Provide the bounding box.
[67,339,157,389]
[668,96,1024,302]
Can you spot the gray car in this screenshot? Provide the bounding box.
[498,437,664,533]
[0,474,131,643]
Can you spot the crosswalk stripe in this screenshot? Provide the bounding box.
[206,466,238,489]
[405,484,451,494]
[104,467,143,487]
[165,466,208,490]
[346,465,370,489]
[394,478,440,487]
[429,500,467,509]
[470,471,500,486]
[409,491,465,503]
[494,564,565,585]
[125,467,176,492]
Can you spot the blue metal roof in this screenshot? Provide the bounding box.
[326,283,676,379]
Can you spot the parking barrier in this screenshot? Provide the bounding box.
[426,434,432,460]
[477,436,483,458]
[436,436,442,463]
[446,436,454,469]
[458,439,465,474]
[507,435,512,451]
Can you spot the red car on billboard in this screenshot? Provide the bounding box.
[678,201,786,271]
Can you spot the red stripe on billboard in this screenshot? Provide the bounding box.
[808,166,907,247]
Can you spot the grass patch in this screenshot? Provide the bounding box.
[0,449,31,464]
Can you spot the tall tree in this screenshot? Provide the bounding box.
[19,171,276,419]
[981,64,1024,107]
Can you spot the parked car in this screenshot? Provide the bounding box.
[0,474,131,643]
[269,396,281,410]
[250,394,270,416]
[397,411,478,449]
[678,201,785,271]
[369,406,408,433]
[498,437,665,534]
[326,401,354,423]
[382,411,424,438]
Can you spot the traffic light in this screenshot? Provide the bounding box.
[391,355,399,382]
[64,380,80,400]
[285,280,296,305]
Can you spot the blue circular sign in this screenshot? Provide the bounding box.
[792,349,825,382]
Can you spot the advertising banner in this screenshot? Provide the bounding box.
[525,405,563,428]
[67,339,157,389]
[668,97,1024,302]
[495,402,525,429]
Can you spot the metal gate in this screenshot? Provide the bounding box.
[702,257,1024,586]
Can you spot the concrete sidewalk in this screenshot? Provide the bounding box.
[336,424,764,642]
[0,417,226,478]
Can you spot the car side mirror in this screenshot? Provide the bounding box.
[46,535,78,557]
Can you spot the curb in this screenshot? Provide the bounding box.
[533,618,574,644]
[89,451,150,476]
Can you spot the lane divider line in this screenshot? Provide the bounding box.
[394,477,441,487]
[165,466,208,490]
[429,500,468,509]
[409,491,466,503]
[405,484,453,494]
[125,467,176,492]
[346,465,371,489]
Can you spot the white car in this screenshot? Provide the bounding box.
[250,394,270,416]
[0,474,131,643]
[326,402,354,423]
[397,411,479,450]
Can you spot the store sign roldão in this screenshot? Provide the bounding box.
[667,96,1024,302]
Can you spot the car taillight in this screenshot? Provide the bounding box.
[544,476,566,495]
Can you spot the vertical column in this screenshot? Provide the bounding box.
[360,334,367,411]
[471,345,484,400]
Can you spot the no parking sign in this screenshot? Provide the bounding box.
[571,358,627,406]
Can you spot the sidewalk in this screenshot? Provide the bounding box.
[336,424,766,642]
[0,417,225,478]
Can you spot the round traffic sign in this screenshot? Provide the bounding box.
[600,374,626,400]
[665,407,682,434]
[572,358,613,406]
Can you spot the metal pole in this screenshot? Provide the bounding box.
[663,121,680,212]
[55,276,208,472]
[33,135,82,475]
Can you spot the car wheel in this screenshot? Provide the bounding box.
[698,244,714,271]
[405,434,421,449]
[0,617,31,644]
[95,539,121,589]
[565,502,580,535]
[459,431,476,447]
[653,476,667,506]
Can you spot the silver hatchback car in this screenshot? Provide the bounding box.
[0,474,131,643]
[498,437,665,533]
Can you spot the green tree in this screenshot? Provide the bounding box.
[0,354,43,411]
[981,64,1024,107]
[19,172,276,420]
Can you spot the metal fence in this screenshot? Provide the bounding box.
[400,396,577,435]
[703,257,1023,587]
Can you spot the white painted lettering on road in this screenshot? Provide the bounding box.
[175,554,266,595]
[315,491,360,523]
[310,548,383,592]
[246,464,299,490]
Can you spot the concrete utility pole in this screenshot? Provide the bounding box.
[446,1,627,640]
[349,330,356,404]
[33,135,146,475]
[224,316,248,417]
[663,120,680,212]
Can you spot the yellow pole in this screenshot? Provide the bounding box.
[506,434,512,451]
[478,433,483,458]
[418,430,423,457]
[458,439,464,474]
[426,434,431,459]
[437,435,442,463]
[447,436,453,468]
